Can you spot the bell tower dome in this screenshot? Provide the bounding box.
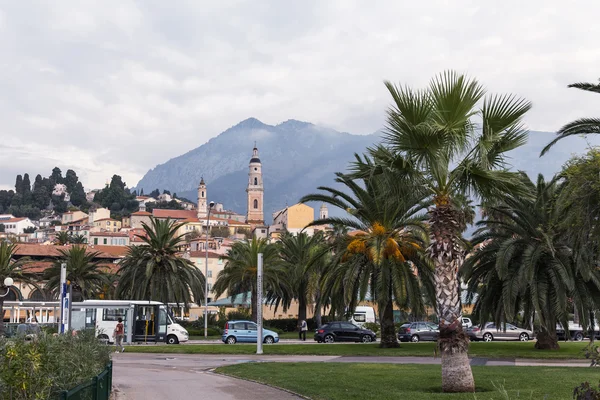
[246,144,264,225]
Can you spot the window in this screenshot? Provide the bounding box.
[207,270,212,278]
[106,221,110,226]
[353,313,366,322]
[218,259,223,265]
[102,309,126,321]
[254,168,257,171]
[231,322,245,330]
[254,177,258,185]
[340,323,356,330]
[246,323,257,331]
[201,191,204,197]
[94,238,98,245]
[253,199,258,209]
[103,238,107,245]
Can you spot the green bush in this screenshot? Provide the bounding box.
[227,310,251,321]
[362,322,380,333]
[0,330,111,400]
[186,327,222,336]
[264,326,284,334]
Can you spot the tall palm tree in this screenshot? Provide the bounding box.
[54,231,71,245]
[70,234,87,244]
[462,174,600,349]
[278,232,329,328]
[213,238,290,322]
[541,78,600,156]
[350,71,531,391]
[44,246,110,301]
[0,242,38,336]
[302,170,435,348]
[116,218,205,306]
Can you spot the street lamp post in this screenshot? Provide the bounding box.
[1,277,14,297]
[204,201,215,338]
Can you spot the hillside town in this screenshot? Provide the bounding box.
[0,145,331,319]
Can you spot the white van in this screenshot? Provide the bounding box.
[349,306,377,326]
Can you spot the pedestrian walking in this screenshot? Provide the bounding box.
[299,319,308,341]
[114,317,125,353]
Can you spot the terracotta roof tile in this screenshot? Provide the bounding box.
[189,251,223,259]
[94,218,119,223]
[152,209,197,219]
[13,244,126,259]
[131,211,152,216]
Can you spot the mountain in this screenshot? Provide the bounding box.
[135,118,380,218]
[135,118,600,222]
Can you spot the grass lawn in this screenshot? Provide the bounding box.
[126,341,591,359]
[216,362,596,399]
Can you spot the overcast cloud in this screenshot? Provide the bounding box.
[1,0,599,190]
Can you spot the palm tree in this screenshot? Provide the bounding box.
[0,242,38,336]
[54,231,71,245]
[278,232,329,329]
[302,170,435,348]
[541,78,600,156]
[44,246,110,301]
[350,71,531,391]
[462,174,600,349]
[70,234,87,244]
[116,218,205,306]
[213,238,290,322]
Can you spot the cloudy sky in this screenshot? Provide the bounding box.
[1,0,599,190]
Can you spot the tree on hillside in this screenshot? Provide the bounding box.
[14,175,23,195]
[50,167,63,186]
[214,238,290,322]
[210,226,230,238]
[44,246,110,301]
[149,189,160,198]
[94,175,137,218]
[542,78,600,155]
[350,71,531,392]
[116,218,205,306]
[302,170,434,348]
[463,174,600,349]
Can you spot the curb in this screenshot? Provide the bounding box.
[210,368,310,399]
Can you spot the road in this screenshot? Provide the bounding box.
[112,352,590,399]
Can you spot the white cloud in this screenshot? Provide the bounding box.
[1,0,600,190]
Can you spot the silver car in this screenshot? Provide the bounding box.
[471,322,533,342]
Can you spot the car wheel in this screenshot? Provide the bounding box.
[264,336,274,344]
[362,335,372,343]
[226,336,237,345]
[483,333,493,342]
[411,335,420,343]
[573,332,584,342]
[324,334,335,343]
[166,335,179,345]
[519,333,529,341]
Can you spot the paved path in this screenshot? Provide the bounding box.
[113,353,590,399]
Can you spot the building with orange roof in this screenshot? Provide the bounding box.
[1,217,35,235]
[91,218,122,233]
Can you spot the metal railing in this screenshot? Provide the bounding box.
[60,361,112,400]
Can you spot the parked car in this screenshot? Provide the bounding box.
[397,322,439,342]
[469,322,533,342]
[556,322,600,341]
[222,320,279,344]
[314,321,377,343]
[462,317,473,329]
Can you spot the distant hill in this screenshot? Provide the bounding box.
[135,117,600,222]
[134,118,380,218]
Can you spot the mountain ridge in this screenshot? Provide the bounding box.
[135,118,600,221]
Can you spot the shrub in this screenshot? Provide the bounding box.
[363,322,380,333]
[0,330,111,400]
[574,382,600,400]
[264,326,284,335]
[227,310,251,321]
[186,327,222,337]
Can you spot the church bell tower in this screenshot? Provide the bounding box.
[246,144,264,225]
[197,177,207,218]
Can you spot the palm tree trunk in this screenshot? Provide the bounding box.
[430,203,475,393]
[535,328,559,350]
[379,296,399,348]
[315,291,323,328]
